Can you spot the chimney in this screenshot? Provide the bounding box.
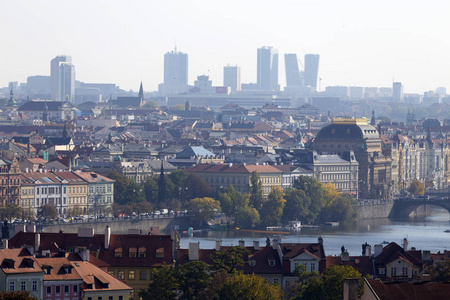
[272,239,278,250]
[215,240,222,251]
[35,233,40,252]
[343,278,359,300]
[422,250,431,262]
[2,239,8,249]
[14,225,26,236]
[78,228,94,238]
[402,238,409,251]
[80,248,90,261]
[26,224,36,233]
[374,244,383,258]
[189,242,199,261]
[253,241,260,251]
[238,239,245,248]
[105,226,111,250]
[318,236,323,245]
[365,245,371,257]
[341,249,350,262]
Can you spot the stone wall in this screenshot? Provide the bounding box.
[357,199,394,219]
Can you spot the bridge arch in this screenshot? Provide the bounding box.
[392,199,450,218]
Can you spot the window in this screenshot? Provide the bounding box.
[64,285,69,293]
[88,298,92,300]
[269,260,275,267]
[73,285,78,293]
[47,286,52,294]
[129,247,137,258]
[118,271,124,279]
[402,267,408,275]
[98,297,103,300]
[114,248,123,258]
[56,286,60,293]
[32,281,37,291]
[138,247,146,258]
[108,271,115,276]
[273,278,279,285]
[21,281,26,291]
[9,282,15,291]
[119,297,123,300]
[128,270,135,280]
[109,297,113,300]
[391,268,397,276]
[311,264,315,271]
[140,271,146,280]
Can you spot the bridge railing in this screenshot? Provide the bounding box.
[358,199,394,206]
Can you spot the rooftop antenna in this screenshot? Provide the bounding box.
[174,40,177,53]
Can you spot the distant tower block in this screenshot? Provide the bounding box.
[223,65,241,92]
[185,101,191,111]
[304,54,320,91]
[257,46,279,91]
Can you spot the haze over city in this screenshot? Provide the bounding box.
[1,0,449,93]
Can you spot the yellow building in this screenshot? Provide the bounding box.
[186,163,283,196]
[54,171,88,216]
[19,175,35,219]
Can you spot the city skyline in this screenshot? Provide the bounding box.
[1,1,450,94]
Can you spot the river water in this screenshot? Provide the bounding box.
[180,208,450,256]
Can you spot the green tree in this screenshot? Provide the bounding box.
[144,100,159,108]
[318,194,356,223]
[172,104,185,111]
[210,246,250,274]
[409,180,425,196]
[37,204,57,220]
[285,265,321,300]
[298,265,365,300]
[293,176,326,223]
[140,264,178,300]
[0,203,21,221]
[260,186,285,227]
[424,260,450,282]
[282,188,312,224]
[249,171,264,211]
[217,186,260,228]
[183,173,214,201]
[216,272,282,300]
[184,197,220,226]
[234,205,260,228]
[144,176,159,204]
[107,171,129,204]
[125,180,146,203]
[175,261,211,300]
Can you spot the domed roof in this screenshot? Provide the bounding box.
[316,119,379,140]
[113,155,122,162]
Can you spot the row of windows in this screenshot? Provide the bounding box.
[9,280,38,292]
[1,179,20,185]
[87,296,123,300]
[89,185,113,194]
[36,187,67,195]
[109,270,154,281]
[46,284,78,294]
[321,173,350,181]
[69,186,87,194]
[69,197,87,204]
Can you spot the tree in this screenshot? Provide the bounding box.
[183,173,214,201]
[249,171,263,211]
[424,260,450,282]
[323,182,340,207]
[260,186,286,227]
[144,100,159,108]
[175,261,211,300]
[293,176,327,223]
[0,291,37,300]
[67,205,83,217]
[409,180,425,196]
[285,265,321,300]
[37,204,57,220]
[140,264,178,300]
[318,194,356,223]
[0,203,21,221]
[107,171,129,204]
[297,265,365,300]
[184,197,220,226]
[216,272,282,300]
[234,205,260,228]
[282,188,312,224]
[210,246,250,274]
[217,186,260,228]
[144,176,159,204]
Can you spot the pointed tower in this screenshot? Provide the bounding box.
[62,123,69,139]
[426,127,434,148]
[138,81,144,107]
[370,110,376,126]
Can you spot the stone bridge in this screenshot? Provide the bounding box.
[390,197,450,218]
[38,215,193,235]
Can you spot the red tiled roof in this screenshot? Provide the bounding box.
[326,255,374,276]
[367,279,450,300]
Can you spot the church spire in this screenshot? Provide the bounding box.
[370,110,376,126]
[138,81,144,98]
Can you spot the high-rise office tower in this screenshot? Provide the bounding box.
[51,55,75,102]
[164,47,188,85]
[257,46,279,91]
[393,82,404,102]
[284,53,303,87]
[304,54,320,91]
[223,65,241,92]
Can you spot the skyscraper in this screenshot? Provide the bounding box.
[223,65,241,92]
[164,47,188,85]
[51,55,75,102]
[304,54,320,91]
[284,53,303,87]
[393,82,404,102]
[257,46,279,91]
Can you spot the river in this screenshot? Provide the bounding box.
[180,208,450,256]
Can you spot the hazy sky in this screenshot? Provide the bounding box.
[1,0,449,94]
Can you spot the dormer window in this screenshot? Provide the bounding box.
[269,260,275,267]
[138,247,147,258]
[156,247,164,259]
[114,248,123,258]
[129,247,137,258]
[249,260,256,267]
[2,258,15,269]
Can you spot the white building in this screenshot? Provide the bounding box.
[51,55,75,102]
